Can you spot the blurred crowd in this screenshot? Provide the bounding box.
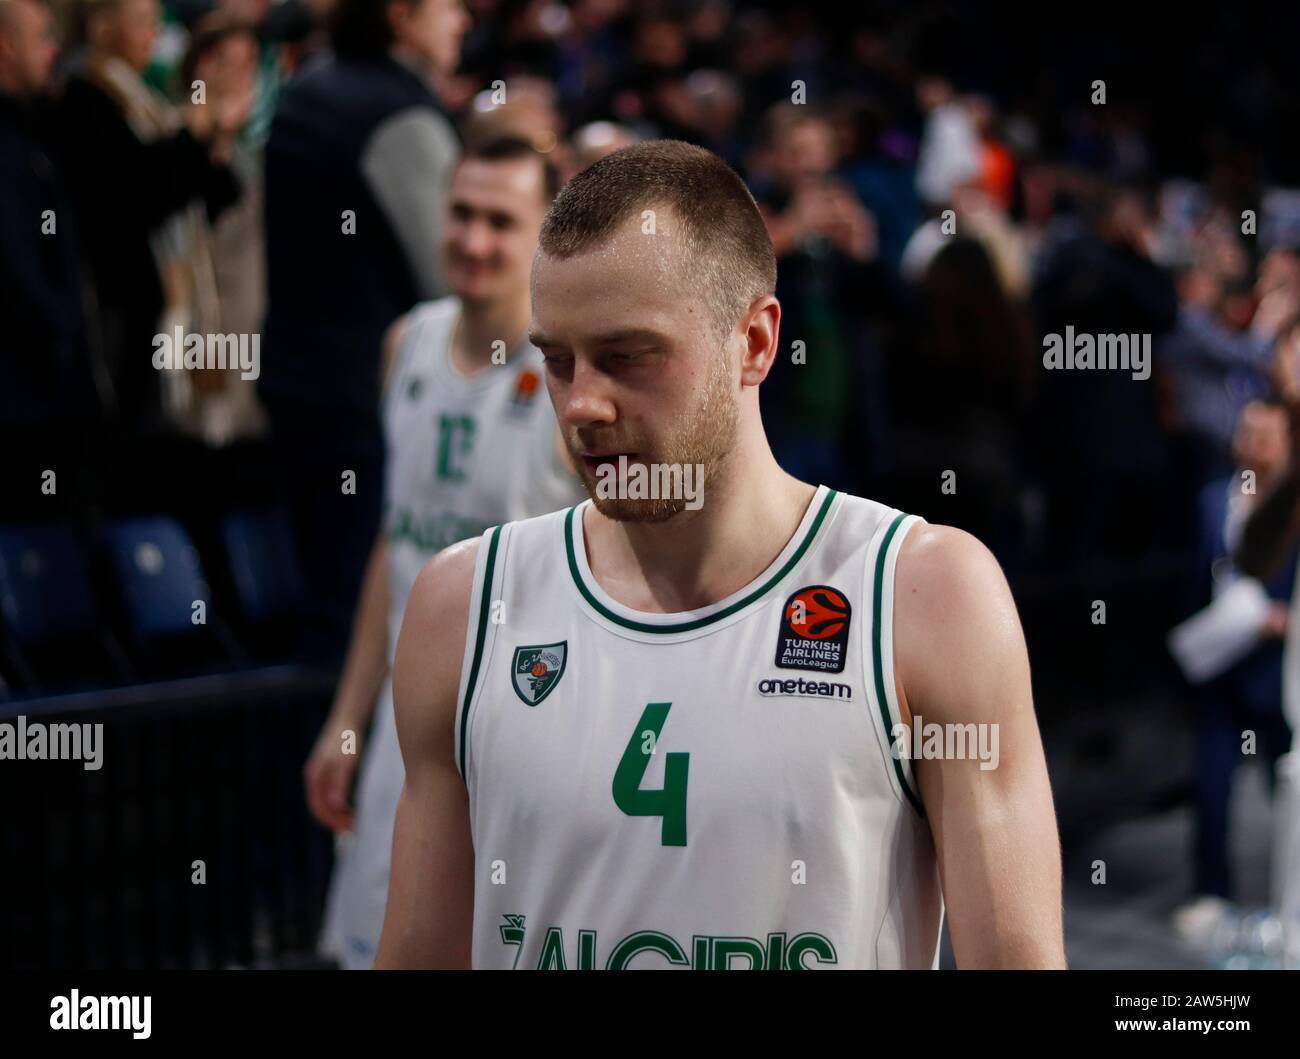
[4,0,1300,955]
[5,0,1300,576]
[2,0,1300,598]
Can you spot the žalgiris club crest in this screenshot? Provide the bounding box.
[512,642,567,706]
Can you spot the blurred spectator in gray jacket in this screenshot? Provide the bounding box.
[259,0,467,663]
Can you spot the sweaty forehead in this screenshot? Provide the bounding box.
[530,210,710,344]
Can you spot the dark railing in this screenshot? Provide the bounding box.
[1,667,338,970]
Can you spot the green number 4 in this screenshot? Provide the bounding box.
[613,702,689,846]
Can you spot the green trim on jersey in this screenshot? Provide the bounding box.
[459,525,502,778]
[564,489,838,634]
[871,512,925,817]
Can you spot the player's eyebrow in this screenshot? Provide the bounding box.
[528,327,669,348]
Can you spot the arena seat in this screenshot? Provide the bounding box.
[102,516,246,676]
[0,523,131,695]
[221,509,305,659]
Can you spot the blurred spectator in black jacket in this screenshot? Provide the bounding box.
[259,0,467,663]
[50,0,248,496]
[0,0,101,519]
[832,95,920,273]
[891,237,1036,570]
[749,102,899,495]
[1030,182,1180,565]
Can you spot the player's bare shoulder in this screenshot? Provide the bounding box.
[892,523,1029,722]
[894,523,1016,625]
[390,537,481,768]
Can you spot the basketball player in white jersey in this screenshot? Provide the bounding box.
[304,136,584,969]
[376,140,1066,969]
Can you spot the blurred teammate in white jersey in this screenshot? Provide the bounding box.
[304,135,583,969]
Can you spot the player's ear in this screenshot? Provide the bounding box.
[739,295,780,387]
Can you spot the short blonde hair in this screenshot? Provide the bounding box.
[539,140,777,342]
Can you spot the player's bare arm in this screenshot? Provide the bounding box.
[894,524,1066,969]
[304,534,391,832]
[373,538,479,969]
[303,315,411,833]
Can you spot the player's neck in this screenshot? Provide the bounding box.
[450,297,531,375]
[583,451,817,614]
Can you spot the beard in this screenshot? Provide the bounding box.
[568,350,739,523]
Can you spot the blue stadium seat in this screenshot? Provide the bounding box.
[221,509,305,627]
[0,524,98,646]
[102,517,213,639]
[0,523,133,694]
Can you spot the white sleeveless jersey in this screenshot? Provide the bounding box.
[319,297,583,969]
[454,485,945,969]
[382,297,584,661]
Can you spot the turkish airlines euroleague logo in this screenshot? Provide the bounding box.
[774,585,852,673]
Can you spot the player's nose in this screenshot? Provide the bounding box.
[559,357,618,428]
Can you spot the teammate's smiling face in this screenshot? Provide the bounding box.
[444,155,549,307]
[529,206,741,522]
